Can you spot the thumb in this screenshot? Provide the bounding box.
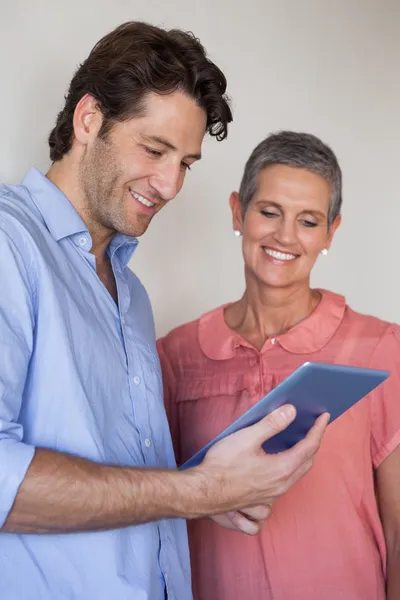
[247,404,297,446]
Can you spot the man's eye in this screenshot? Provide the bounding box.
[181,162,191,171]
[145,147,162,157]
[261,210,278,218]
[302,219,317,227]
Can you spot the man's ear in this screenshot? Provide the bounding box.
[72,93,103,147]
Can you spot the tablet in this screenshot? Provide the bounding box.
[180,361,389,470]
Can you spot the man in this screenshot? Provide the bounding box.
[0,21,329,599]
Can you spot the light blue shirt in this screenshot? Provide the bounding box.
[0,169,192,600]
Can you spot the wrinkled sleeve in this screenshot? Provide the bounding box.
[156,337,181,464]
[0,223,36,527]
[369,324,400,469]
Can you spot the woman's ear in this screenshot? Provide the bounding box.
[326,213,342,249]
[229,191,244,235]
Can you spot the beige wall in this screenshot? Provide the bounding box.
[1,0,399,335]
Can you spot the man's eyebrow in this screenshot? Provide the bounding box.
[142,135,202,160]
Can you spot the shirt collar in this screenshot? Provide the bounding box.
[108,234,138,269]
[198,289,346,359]
[22,168,88,241]
[21,168,138,267]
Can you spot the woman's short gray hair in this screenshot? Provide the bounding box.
[238,131,342,226]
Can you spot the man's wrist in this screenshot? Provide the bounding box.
[162,465,223,520]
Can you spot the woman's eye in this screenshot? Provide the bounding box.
[261,210,279,218]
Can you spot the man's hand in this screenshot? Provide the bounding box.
[211,504,272,535]
[193,405,330,517]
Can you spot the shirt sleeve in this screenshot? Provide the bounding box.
[0,223,36,527]
[369,323,400,469]
[156,337,181,465]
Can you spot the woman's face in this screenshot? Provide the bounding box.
[231,164,341,290]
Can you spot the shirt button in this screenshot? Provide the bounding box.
[78,236,87,246]
[133,376,140,385]
[144,438,152,448]
[164,572,169,582]
[271,337,276,345]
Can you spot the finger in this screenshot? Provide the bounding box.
[245,404,297,446]
[210,513,238,531]
[239,504,272,521]
[281,412,330,470]
[227,511,261,535]
[306,412,331,442]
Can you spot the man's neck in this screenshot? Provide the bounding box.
[46,158,114,262]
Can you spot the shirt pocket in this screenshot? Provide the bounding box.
[175,374,254,465]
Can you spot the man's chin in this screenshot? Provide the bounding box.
[122,215,152,238]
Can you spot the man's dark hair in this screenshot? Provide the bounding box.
[48,21,232,161]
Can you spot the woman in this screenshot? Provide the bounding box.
[157,131,400,600]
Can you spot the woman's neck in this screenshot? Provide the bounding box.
[224,280,321,351]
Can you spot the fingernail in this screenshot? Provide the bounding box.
[244,522,259,535]
[277,405,296,424]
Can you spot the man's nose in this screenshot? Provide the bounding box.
[149,164,182,202]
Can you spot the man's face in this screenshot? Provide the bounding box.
[78,90,206,238]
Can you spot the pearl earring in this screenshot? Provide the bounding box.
[320,248,329,256]
[233,230,242,237]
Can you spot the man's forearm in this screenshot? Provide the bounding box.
[2,408,327,534]
[2,448,211,534]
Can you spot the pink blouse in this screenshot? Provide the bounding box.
[158,290,400,600]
